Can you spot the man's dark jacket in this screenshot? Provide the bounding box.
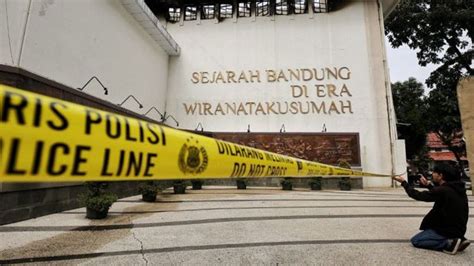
[401,181,469,238]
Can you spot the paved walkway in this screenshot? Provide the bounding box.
[0,187,473,265]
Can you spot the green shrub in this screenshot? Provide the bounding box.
[139,181,158,197]
[173,180,187,194]
[83,194,117,212]
[309,176,322,190]
[281,177,292,186]
[236,178,247,189]
[191,180,203,189]
[81,182,117,212]
[337,160,351,169]
[337,160,352,190]
[281,177,293,190]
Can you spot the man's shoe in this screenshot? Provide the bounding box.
[443,238,461,255]
[458,239,470,252]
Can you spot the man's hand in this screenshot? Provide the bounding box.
[392,175,405,183]
[419,176,430,186]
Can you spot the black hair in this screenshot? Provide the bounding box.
[432,163,460,182]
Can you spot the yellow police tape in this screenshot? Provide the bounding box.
[0,84,392,182]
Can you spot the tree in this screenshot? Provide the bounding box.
[392,78,428,162]
[385,1,473,76]
[385,0,472,172]
[426,84,467,168]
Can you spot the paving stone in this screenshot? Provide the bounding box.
[0,187,472,265]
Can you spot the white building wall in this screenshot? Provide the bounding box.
[0,0,30,66]
[1,0,170,118]
[165,0,396,187]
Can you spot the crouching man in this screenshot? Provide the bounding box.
[392,163,470,255]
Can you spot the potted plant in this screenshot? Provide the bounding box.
[338,160,352,191]
[191,180,203,190]
[281,178,293,191]
[309,176,322,190]
[173,180,186,194]
[236,178,247,189]
[139,181,158,202]
[81,182,117,219]
[339,177,352,191]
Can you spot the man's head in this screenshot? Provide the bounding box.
[432,163,460,184]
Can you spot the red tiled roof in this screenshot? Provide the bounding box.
[426,132,464,148]
[427,133,445,148]
[428,151,467,161]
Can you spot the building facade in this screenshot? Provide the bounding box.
[159,0,404,187]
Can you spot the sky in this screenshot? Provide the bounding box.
[385,37,438,88]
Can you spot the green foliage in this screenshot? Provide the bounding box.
[309,176,322,185]
[191,180,203,185]
[425,85,466,168]
[413,146,433,171]
[81,182,117,212]
[339,177,351,191]
[191,179,203,189]
[236,178,247,185]
[392,78,428,159]
[426,86,462,136]
[337,160,351,169]
[281,177,293,190]
[84,182,108,196]
[309,176,322,190]
[337,161,351,190]
[385,0,472,166]
[139,181,158,197]
[172,180,186,189]
[173,180,187,194]
[385,0,473,74]
[236,178,247,189]
[280,177,292,185]
[83,194,117,212]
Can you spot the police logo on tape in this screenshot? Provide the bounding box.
[178,137,208,174]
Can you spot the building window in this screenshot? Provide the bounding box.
[294,0,308,14]
[238,2,251,17]
[202,4,215,19]
[275,0,289,15]
[168,7,181,22]
[256,0,270,16]
[220,4,233,18]
[184,6,197,21]
[313,0,328,13]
